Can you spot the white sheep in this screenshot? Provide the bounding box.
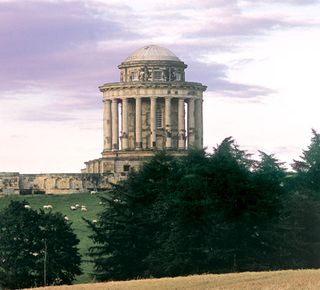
[81,207,87,212]
[64,216,69,221]
[24,205,31,209]
[70,205,77,210]
[92,219,97,223]
[43,205,53,209]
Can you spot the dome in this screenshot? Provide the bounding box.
[125,45,181,62]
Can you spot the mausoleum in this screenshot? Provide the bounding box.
[0,45,206,195]
[83,45,207,177]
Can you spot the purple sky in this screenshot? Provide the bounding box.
[1,0,320,172]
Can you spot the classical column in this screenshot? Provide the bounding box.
[135,97,142,149]
[165,97,172,148]
[195,98,202,149]
[111,99,119,150]
[99,160,104,173]
[103,99,112,151]
[121,98,129,150]
[199,98,204,148]
[188,98,195,148]
[178,98,185,149]
[150,97,157,148]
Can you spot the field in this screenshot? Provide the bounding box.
[0,193,104,284]
[29,269,320,290]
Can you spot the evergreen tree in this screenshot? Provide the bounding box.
[87,152,182,280]
[279,130,320,269]
[88,139,288,280]
[292,129,320,191]
[0,201,81,289]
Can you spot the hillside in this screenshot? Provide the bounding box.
[28,269,320,290]
[0,193,103,283]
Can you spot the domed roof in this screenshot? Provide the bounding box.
[125,45,181,62]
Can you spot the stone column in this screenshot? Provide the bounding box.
[150,97,157,148]
[165,97,172,148]
[121,98,129,150]
[195,98,202,149]
[188,98,195,148]
[111,99,119,150]
[200,98,203,148]
[135,97,142,149]
[99,160,104,173]
[178,98,185,149]
[103,99,112,150]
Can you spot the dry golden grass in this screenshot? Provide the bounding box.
[28,269,320,290]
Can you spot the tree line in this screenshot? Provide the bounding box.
[87,131,320,281]
[1,130,320,288]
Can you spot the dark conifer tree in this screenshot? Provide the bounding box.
[0,201,82,289]
[88,138,288,280]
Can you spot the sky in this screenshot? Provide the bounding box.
[1,0,320,173]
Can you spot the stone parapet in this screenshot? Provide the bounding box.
[0,172,20,195]
[0,172,113,195]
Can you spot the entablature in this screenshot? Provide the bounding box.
[100,81,206,99]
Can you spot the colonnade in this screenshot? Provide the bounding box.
[103,97,202,151]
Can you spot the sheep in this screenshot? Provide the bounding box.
[90,190,97,195]
[75,204,80,208]
[81,207,87,212]
[92,219,97,223]
[64,216,69,221]
[43,205,53,210]
[24,205,31,209]
[70,205,77,210]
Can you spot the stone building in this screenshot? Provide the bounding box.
[0,45,206,195]
[83,45,207,176]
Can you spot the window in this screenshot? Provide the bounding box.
[156,106,163,128]
[123,165,130,172]
[130,71,138,81]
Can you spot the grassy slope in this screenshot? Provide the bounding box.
[0,193,103,284]
[30,270,320,290]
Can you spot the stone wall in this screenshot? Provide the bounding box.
[0,172,20,195]
[0,172,114,195]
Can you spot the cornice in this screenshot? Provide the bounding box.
[99,81,207,92]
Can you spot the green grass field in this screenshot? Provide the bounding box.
[0,193,104,284]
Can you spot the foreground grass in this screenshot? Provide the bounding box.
[0,193,104,284]
[28,269,320,290]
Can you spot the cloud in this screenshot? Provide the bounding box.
[0,0,315,124]
[0,0,139,88]
[0,0,141,118]
[243,0,320,5]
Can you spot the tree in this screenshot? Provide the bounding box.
[279,130,320,269]
[88,139,288,281]
[273,190,320,270]
[292,129,320,191]
[87,152,183,281]
[0,201,82,289]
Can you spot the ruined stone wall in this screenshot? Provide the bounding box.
[0,172,113,195]
[0,172,20,195]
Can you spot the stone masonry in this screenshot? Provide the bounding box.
[1,45,206,195]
